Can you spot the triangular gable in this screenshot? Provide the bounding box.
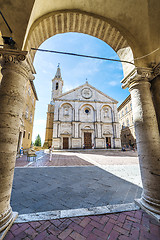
[55,82,118,103]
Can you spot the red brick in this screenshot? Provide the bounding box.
[103,222,114,234]
[58,228,73,240]
[81,224,94,237]
[34,230,48,240]
[108,229,119,240]
[117,213,126,223]
[69,222,83,233]
[45,235,59,240]
[134,210,142,220]
[113,225,129,236]
[4,231,14,240]
[13,231,28,240]
[86,232,101,240]
[59,219,72,231]
[90,220,103,230]
[110,214,119,221]
[11,223,30,236]
[80,217,91,227]
[70,231,86,240]
[48,224,61,235]
[64,237,73,240]
[50,219,62,227]
[29,221,41,229]
[124,211,135,217]
[150,223,160,236]
[118,235,131,240]
[126,216,140,223]
[130,227,140,239]
[36,221,51,232]
[89,215,101,222]
[25,225,38,238]
[9,224,19,232]
[92,228,108,239]
[100,215,109,224]
[71,217,82,224]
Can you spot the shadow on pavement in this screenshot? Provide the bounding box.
[11,166,142,214]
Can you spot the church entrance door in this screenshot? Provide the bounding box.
[63,137,69,149]
[84,132,92,149]
[106,137,111,148]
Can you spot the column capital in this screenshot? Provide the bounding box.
[0,48,27,63]
[121,67,152,89]
[0,48,36,80]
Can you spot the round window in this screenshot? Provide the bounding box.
[85,108,90,114]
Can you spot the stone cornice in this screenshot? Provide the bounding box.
[121,67,152,89]
[53,98,116,104]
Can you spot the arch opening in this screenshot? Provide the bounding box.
[24,10,136,77]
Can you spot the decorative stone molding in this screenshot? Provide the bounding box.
[0,207,13,232]
[152,62,160,79]
[0,49,35,81]
[0,49,27,64]
[121,67,153,89]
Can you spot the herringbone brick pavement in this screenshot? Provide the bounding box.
[5,210,160,240]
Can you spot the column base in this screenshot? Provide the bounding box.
[0,211,18,240]
[135,199,160,222]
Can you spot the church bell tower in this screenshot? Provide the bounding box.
[51,64,63,99]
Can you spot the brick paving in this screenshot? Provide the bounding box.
[5,210,160,240]
[15,150,138,168]
[15,152,93,168]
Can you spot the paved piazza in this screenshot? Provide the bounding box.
[11,150,142,215]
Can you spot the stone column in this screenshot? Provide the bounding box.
[121,67,160,216]
[151,63,160,134]
[0,49,34,235]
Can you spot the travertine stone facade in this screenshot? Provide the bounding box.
[117,95,136,147]
[44,66,121,149]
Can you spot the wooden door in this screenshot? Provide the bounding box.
[84,132,92,149]
[63,137,69,149]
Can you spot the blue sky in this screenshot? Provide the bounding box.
[32,32,129,144]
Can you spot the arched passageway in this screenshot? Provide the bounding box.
[0,5,160,237]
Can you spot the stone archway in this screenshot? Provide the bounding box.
[0,6,160,237]
[23,10,135,77]
[22,10,160,217]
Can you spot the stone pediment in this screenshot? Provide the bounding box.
[55,83,118,103]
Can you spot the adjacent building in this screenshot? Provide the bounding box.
[117,95,136,147]
[17,80,38,152]
[44,65,121,149]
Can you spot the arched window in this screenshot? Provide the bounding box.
[56,82,58,90]
[127,118,130,127]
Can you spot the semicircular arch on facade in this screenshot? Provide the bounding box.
[23,10,138,77]
[101,104,112,111]
[59,102,73,109]
[79,103,95,111]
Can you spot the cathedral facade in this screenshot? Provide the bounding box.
[44,65,121,149]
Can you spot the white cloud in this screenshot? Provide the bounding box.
[108,81,120,86]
